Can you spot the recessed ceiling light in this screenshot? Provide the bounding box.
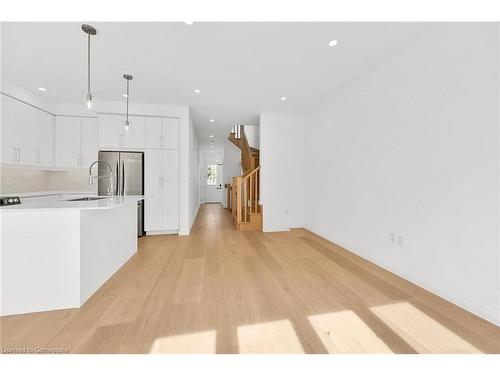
[209,119,215,123]
[38,87,47,91]
[122,94,128,98]
[210,145,214,148]
[280,97,287,101]
[184,21,194,25]
[209,135,214,138]
[194,89,201,94]
[328,40,338,47]
[211,150,215,153]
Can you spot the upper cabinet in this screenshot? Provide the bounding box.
[14,100,36,166]
[144,117,163,148]
[100,114,177,150]
[1,95,19,165]
[80,118,99,168]
[99,114,123,149]
[144,117,179,149]
[125,116,145,149]
[99,114,144,150]
[55,116,98,169]
[1,94,54,168]
[33,110,54,167]
[162,118,180,150]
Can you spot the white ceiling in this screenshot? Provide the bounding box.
[1,22,431,148]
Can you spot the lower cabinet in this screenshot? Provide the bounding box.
[144,149,179,232]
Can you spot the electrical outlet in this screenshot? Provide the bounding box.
[390,233,396,244]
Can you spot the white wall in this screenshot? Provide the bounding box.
[245,125,260,149]
[188,112,200,229]
[260,113,307,232]
[304,23,499,325]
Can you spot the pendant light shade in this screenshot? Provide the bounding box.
[82,24,97,110]
[123,74,133,132]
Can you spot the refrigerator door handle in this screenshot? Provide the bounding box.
[115,161,120,195]
[121,161,125,196]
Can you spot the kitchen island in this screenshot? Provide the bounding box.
[0,194,144,316]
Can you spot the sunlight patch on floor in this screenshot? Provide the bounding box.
[149,330,217,354]
[370,301,482,353]
[308,310,393,353]
[237,319,304,354]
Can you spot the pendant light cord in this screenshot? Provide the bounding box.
[87,33,91,93]
[126,79,129,122]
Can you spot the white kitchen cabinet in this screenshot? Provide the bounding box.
[144,149,179,233]
[55,117,81,168]
[80,118,99,168]
[144,117,179,149]
[99,114,124,149]
[99,114,144,150]
[33,109,54,167]
[124,116,145,149]
[144,117,163,148]
[55,116,98,169]
[163,118,180,150]
[162,149,179,230]
[144,149,163,232]
[1,95,17,164]
[15,100,36,166]
[1,95,54,167]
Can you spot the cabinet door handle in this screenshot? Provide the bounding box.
[17,147,21,162]
[36,150,40,164]
[77,153,80,166]
[13,147,17,162]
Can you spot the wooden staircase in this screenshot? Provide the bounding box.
[226,125,262,231]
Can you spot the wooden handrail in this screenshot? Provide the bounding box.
[233,166,260,224]
[228,125,261,228]
[240,129,252,173]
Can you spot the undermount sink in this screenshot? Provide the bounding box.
[65,197,108,202]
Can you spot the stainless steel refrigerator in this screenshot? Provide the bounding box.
[98,151,144,237]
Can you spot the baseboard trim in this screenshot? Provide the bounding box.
[146,230,178,236]
[303,226,500,327]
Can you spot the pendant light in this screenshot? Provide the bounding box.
[123,74,133,132]
[81,24,97,110]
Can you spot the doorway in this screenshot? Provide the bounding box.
[204,162,224,203]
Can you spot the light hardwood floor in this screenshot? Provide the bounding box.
[1,203,499,354]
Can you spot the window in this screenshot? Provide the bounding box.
[207,164,217,185]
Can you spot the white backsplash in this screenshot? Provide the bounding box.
[0,167,97,195]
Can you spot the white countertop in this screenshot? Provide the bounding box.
[0,194,144,211]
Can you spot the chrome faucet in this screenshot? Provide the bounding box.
[88,160,114,198]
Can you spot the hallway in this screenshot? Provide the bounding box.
[2,204,500,354]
